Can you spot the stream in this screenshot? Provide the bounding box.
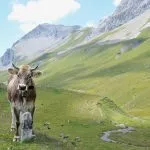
[101,125,135,143]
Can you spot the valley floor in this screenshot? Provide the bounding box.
[0,88,150,150]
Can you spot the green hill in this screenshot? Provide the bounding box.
[0,27,150,149]
[34,27,150,118]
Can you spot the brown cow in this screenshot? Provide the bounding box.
[7,64,42,142]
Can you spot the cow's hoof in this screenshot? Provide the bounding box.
[32,134,36,139]
[10,128,16,132]
[13,136,20,142]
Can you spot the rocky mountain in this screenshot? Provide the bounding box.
[0,24,80,67]
[0,48,14,66]
[92,0,150,35]
[0,0,150,69]
[13,24,80,60]
[20,24,80,40]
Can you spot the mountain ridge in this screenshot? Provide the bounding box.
[92,0,150,35]
[0,0,150,68]
[0,24,81,67]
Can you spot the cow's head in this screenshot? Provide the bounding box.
[8,64,42,96]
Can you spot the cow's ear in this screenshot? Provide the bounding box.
[32,70,42,78]
[8,68,15,74]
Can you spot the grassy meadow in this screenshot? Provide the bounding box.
[0,27,150,149]
[1,88,150,150]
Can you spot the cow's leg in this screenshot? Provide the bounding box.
[31,106,35,124]
[10,104,16,132]
[13,108,20,142]
[30,105,35,135]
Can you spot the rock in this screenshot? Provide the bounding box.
[60,133,69,139]
[47,127,51,130]
[60,133,64,137]
[43,122,50,126]
[43,122,51,130]
[71,141,76,146]
[115,124,126,128]
[63,135,69,139]
[75,137,81,142]
[20,112,34,142]
[7,147,13,150]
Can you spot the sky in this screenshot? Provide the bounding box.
[0,0,121,56]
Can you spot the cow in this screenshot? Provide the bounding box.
[7,64,42,142]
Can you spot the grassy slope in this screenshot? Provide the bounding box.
[0,27,150,149]
[35,27,150,118]
[1,88,149,150]
[34,27,150,149]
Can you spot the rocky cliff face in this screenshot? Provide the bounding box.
[0,48,14,66]
[93,0,150,34]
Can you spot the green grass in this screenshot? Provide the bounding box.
[110,128,150,147]
[0,71,7,83]
[32,28,150,119]
[0,88,150,150]
[0,27,150,149]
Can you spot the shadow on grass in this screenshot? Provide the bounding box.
[35,132,62,146]
[14,132,68,150]
[76,49,150,79]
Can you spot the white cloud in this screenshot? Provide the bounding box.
[86,21,95,27]
[85,21,97,28]
[8,0,80,33]
[113,0,121,6]
[19,23,38,33]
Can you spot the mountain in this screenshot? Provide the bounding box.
[0,0,150,69]
[13,24,80,60]
[0,24,80,67]
[0,48,14,67]
[92,0,150,35]
[0,1,150,149]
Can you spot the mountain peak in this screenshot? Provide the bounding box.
[5,23,81,64]
[21,24,81,40]
[94,0,150,34]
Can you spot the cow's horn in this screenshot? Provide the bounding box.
[31,65,39,71]
[12,63,19,70]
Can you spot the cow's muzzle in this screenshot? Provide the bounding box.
[18,84,28,97]
[19,84,27,91]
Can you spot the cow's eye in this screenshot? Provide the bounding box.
[28,75,32,79]
[17,74,20,78]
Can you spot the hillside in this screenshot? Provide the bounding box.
[0,0,150,149]
[0,27,150,149]
[30,27,150,119]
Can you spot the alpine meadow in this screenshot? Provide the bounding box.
[0,0,150,149]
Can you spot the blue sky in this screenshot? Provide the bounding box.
[0,0,120,56]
